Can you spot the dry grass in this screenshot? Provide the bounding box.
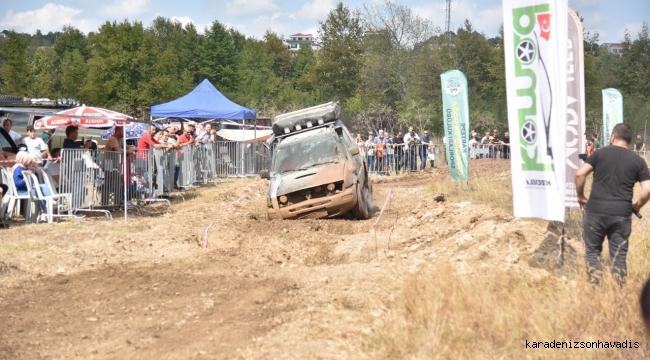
[375,168,650,359]
[428,168,513,213]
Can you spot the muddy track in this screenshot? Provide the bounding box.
[0,162,565,359]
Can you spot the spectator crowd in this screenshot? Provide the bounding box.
[353,126,513,175]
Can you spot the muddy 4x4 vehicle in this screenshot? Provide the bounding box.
[260,102,373,220]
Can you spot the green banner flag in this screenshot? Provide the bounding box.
[441,70,470,181]
[602,88,623,146]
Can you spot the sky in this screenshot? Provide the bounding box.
[0,0,648,44]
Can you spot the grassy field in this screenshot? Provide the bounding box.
[375,167,650,359]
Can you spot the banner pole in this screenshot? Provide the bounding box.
[641,119,648,155]
[123,126,128,221]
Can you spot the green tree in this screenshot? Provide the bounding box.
[618,22,650,101]
[53,25,89,61]
[262,31,293,80]
[197,20,240,94]
[83,20,158,117]
[60,49,88,99]
[29,47,57,97]
[363,0,438,102]
[308,2,365,102]
[0,31,31,96]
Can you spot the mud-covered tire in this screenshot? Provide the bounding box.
[0,95,22,102]
[351,183,369,220]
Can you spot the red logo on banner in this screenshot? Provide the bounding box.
[537,13,551,40]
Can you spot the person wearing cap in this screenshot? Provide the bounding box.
[12,146,53,222]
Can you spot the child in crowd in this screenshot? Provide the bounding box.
[427,143,436,168]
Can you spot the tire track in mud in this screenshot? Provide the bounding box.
[0,164,570,359]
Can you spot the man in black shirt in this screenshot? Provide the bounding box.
[500,131,510,159]
[576,123,650,285]
[393,132,405,172]
[62,125,92,150]
[634,133,646,154]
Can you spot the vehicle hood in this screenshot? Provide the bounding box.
[269,163,348,198]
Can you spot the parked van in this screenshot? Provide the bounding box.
[0,96,106,150]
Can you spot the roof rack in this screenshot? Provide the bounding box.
[271,102,340,136]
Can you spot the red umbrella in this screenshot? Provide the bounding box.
[34,106,133,129]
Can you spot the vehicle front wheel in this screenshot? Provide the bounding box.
[351,182,370,220]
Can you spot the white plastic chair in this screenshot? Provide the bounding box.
[1,166,30,220]
[42,168,72,216]
[23,170,67,224]
[0,167,16,220]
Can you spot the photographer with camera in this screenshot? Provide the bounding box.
[403,126,420,172]
[576,123,650,285]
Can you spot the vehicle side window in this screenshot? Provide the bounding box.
[337,127,353,149]
[8,113,29,129]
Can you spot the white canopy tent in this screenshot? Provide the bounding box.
[217,128,272,143]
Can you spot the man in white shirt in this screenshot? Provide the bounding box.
[2,118,21,143]
[44,148,61,185]
[23,125,49,163]
[403,126,419,172]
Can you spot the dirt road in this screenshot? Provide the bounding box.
[0,160,566,359]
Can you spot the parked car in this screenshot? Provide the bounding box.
[0,96,105,149]
[260,102,373,220]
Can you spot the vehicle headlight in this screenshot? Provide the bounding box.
[279,195,288,203]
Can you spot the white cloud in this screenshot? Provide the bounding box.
[568,0,605,11]
[169,15,210,33]
[0,3,87,34]
[225,0,280,18]
[412,0,502,36]
[225,0,334,40]
[298,0,335,21]
[576,11,610,40]
[619,22,644,40]
[102,0,152,18]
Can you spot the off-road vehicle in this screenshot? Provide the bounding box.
[260,102,373,220]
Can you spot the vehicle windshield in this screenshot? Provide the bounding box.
[272,134,343,174]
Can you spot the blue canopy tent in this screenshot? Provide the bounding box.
[150,79,260,176]
[150,79,256,120]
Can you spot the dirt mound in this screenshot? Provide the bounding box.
[0,170,580,359]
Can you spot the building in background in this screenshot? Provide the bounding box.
[601,43,624,56]
[284,33,320,51]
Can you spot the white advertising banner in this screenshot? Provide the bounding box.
[602,88,624,147]
[503,0,568,222]
[565,8,586,208]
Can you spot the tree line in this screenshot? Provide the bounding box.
[0,1,649,138]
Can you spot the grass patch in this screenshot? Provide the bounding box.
[375,263,649,359]
[375,163,650,359]
[0,240,49,256]
[427,168,513,213]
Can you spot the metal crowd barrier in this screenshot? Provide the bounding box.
[471,144,510,159]
[364,143,443,175]
[59,144,228,217]
[60,148,117,218]
[133,149,170,207]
